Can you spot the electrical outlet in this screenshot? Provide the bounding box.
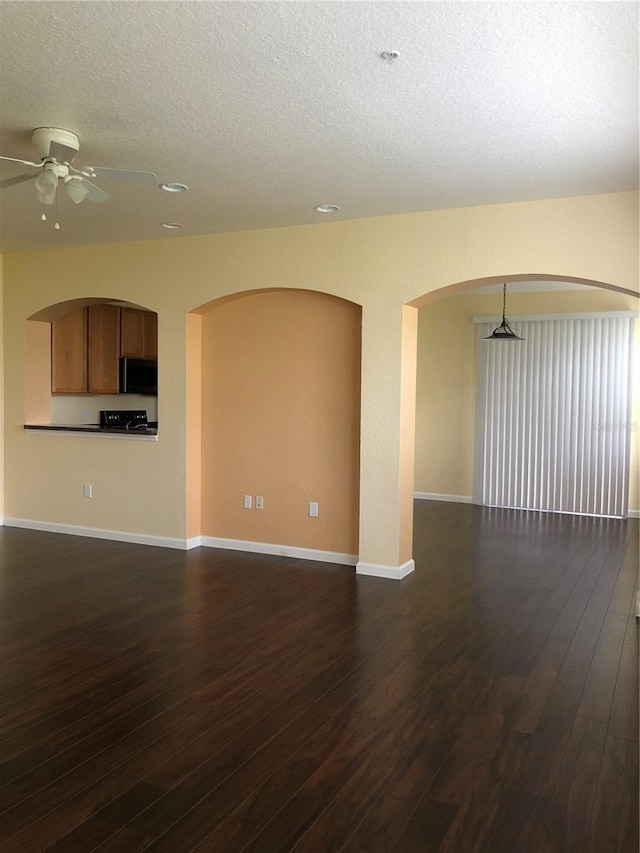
[244,495,252,509]
[256,495,264,510]
[309,501,318,518]
[83,484,92,499]
[81,410,90,423]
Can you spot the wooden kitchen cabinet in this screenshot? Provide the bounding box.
[51,303,125,395]
[51,306,88,394]
[120,308,157,359]
[88,304,120,394]
[141,311,157,359]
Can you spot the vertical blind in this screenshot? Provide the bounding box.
[474,316,635,518]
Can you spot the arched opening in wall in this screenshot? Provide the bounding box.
[186,289,362,559]
[26,297,158,429]
[407,276,639,522]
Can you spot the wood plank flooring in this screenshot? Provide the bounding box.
[0,502,637,851]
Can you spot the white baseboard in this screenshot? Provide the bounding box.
[356,559,415,580]
[414,492,473,504]
[3,518,192,550]
[0,520,357,565]
[413,497,638,518]
[200,536,357,566]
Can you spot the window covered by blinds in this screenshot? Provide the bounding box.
[474,316,635,518]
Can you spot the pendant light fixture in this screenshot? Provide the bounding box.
[483,282,525,341]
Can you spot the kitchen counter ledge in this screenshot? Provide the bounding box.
[24,424,158,441]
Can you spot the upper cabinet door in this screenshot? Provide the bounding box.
[88,304,120,394]
[141,311,158,359]
[120,307,142,357]
[120,308,158,359]
[51,307,88,394]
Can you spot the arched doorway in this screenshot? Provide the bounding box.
[407,276,639,560]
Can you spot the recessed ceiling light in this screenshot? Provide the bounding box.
[161,222,183,229]
[380,51,399,62]
[160,182,189,193]
[315,204,341,214]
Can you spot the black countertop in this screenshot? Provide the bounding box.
[25,423,158,436]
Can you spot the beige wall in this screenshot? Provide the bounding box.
[25,320,52,424]
[399,306,418,564]
[199,290,361,555]
[0,254,3,519]
[2,192,638,567]
[415,288,640,511]
[186,312,202,540]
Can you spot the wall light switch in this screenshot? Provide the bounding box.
[256,495,264,510]
[244,495,252,509]
[309,501,319,518]
[83,484,92,499]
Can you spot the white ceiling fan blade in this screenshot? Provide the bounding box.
[0,155,42,168]
[0,173,37,190]
[83,166,158,186]
[81,179,111,204]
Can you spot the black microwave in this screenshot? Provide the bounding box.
[119,358,158,395]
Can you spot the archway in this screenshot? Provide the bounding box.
[399,276,639,577]
[26,297,158,427]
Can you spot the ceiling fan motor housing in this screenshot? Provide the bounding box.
[32,127,79,163]
[42,162,69,179]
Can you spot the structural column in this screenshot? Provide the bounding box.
[356,302,418,579]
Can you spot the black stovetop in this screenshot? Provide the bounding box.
[99,409,149,429]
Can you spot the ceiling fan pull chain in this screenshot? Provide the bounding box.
[41,198,46,221]
[54,192,60,229]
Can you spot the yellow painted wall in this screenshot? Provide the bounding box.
[25,320,51,424]
[0,254,3,520]
[399,306,418,564]
[199,290,361,554]
[415,288,640,511]
[2,192,638,565]
[185,312,202,540]
[633,320,640,511]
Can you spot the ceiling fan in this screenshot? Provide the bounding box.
[0,127,158,223]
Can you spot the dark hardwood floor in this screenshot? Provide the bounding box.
[0,502,637,852]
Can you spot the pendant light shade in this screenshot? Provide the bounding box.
[483,283,525,341]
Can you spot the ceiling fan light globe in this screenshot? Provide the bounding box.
[65,180,90,204]
[34,169,58,204]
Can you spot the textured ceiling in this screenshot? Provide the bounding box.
[0,1,637,253]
